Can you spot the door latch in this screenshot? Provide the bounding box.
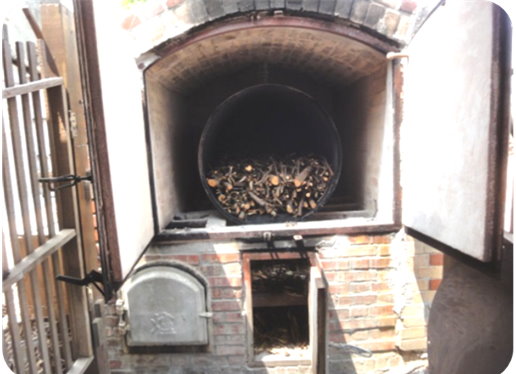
[39,172,92,191]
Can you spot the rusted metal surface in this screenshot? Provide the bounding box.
[73,0,121,294]
[155,221,399,242]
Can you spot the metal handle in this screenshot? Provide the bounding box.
[56,270,105,297]
[39,172,92,191]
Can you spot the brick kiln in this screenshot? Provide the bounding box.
[86,1,509,373]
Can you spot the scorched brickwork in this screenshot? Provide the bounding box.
[98,232,443,373]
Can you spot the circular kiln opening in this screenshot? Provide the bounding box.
[198,84,342,224]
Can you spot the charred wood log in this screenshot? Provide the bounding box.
[206,156,333,220]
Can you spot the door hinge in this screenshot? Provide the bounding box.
[39,171,92,191]
[69,110,78,138]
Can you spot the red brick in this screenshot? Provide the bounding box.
[213,312,243,323]
[341,317,396,330]
[350,259,370,269]
[329,308,350,319]
[378,293,394,304]
[212,300,241,311]
[202,253,240,263]
[321,259,350,270]
[344,329,369,341]
[398,338,427,351]
[349,282,372,293]
[371,235,393,244]
[200,265,224,276]
[370,258,391,269]
[208,276,242,288]
[213,323,244,335]
[348,235,371,244]
[324,271,338,282]
[372,282,391,292]
[359,339,396,352]
[378,245,390,256]
[369,304,394,316]
[345,271,377,281]
[430,253,444,266]
[171,254,200,265]
[329,284,349,294]
[349,306,369,317]
[429,279,442,290]
[369,327,396,340]
[211,288,241,299]
[338,294,377,306]
[343,245,378,257]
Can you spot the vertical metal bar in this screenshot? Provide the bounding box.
[25,41,64,374]
[14,41,52,374]
[2,127,38,374]
[2,235,24,373]
[30,46,74,369]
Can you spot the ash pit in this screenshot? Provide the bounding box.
[251,258,310,356]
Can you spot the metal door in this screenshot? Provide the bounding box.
[401,1,511,263]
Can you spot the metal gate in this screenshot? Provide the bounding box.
[2,26,94,373]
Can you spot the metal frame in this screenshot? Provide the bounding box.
[2,27,93,374]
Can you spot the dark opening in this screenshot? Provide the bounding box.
[199,84,342,167]
[251,259,310,355]
[198,84,342,223]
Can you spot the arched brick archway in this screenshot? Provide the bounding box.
[122,0,438,58]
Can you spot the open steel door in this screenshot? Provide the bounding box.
[401,0,510,262]
[74,0,155,295]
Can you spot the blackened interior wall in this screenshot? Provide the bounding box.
[145,28,390,229]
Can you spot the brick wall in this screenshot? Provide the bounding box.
[118,0,434,56]
[99,231,443,374]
